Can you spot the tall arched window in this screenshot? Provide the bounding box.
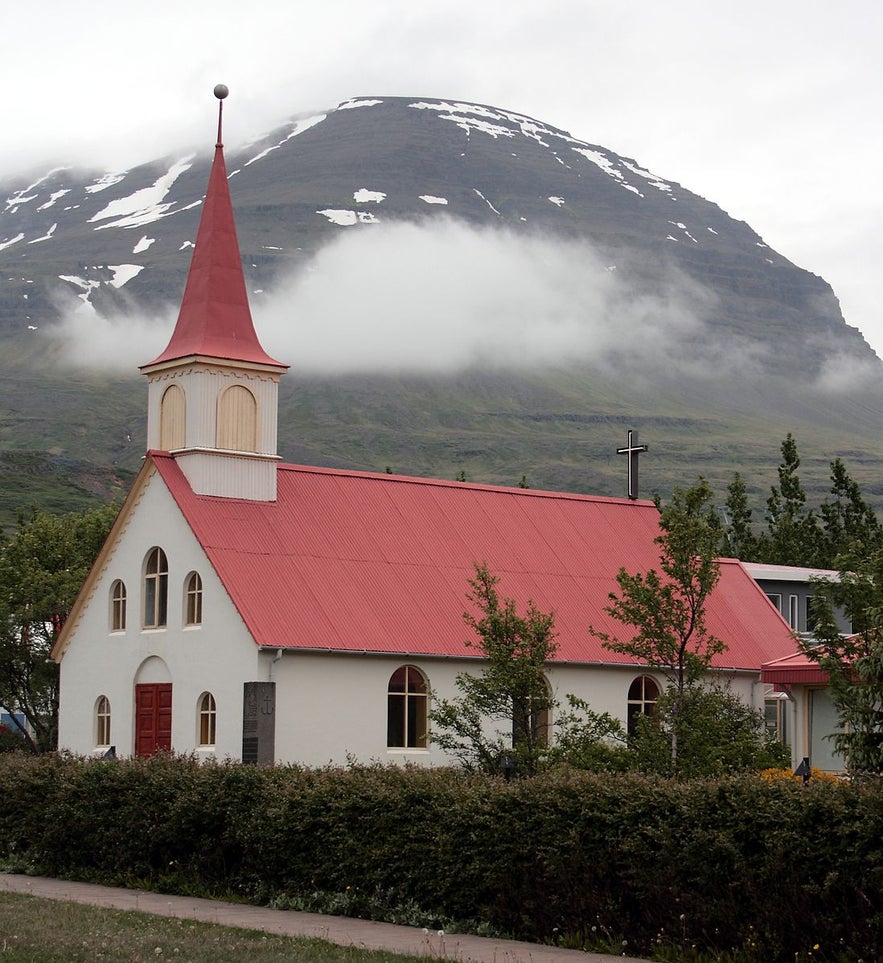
[387,666,428,749]
[143,547,169,628]
[95,695,111,748]
[159,383,186,451]
[627,675,659,736]
[198,692,216,748]
[513,676,552,750]
[110,579,127,632]
[217,384,257,452]
[185,572,203,626]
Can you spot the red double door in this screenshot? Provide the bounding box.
[135,683,172,757]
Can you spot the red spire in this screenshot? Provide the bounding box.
[143,86,286,370]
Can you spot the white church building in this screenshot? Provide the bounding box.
[52,90,797,767]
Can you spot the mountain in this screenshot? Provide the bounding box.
[1,96,881,526]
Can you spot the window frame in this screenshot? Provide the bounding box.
[95,695,111,748]
[143,547,169,629]
[198,692,217,748]
[627,675,659,736]
[110,579,127,632]
[387,665,429,750]
[185,571,203,627]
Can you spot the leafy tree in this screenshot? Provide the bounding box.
[720,471,758,560]
[763,432,824,566]
[0,504,116,752]
[804,548,883,773]
[592,478,725,770]
[430,563,557,775]
[544,695,631,772]
[629,685,790,778]
[818,458,882,564]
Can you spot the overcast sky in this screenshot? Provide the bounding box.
[3,0,882,358]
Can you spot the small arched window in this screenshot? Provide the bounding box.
[627,675,660,736]
[185,572,203,626]
[95,695,111,748]
[217,384,257,452]
[387,666,428,749]
[110,579,127,632]
[159,383,186,451]
[198,692,217,748]
[143,547,169,628]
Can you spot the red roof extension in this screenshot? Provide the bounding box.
[153,453,796,669]
[142,139,285,370]
[762,650,831,687]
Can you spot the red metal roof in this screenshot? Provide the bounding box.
[152,454,796,669]
[141,140,286,370]
[761,650,830,686]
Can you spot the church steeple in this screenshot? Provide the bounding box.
[141,86,288,502]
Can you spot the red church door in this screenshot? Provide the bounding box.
[135,683,172,757]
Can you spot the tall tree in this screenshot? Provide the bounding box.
[764,433,824,566]
[0,505,116,752]
[803,547,883,774]
[721,471,758,560]
[430,563,557,775]
[818,457,882,565]
[592,478,725,770]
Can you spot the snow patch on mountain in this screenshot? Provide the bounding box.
[244,114,327,167]
[85,173,126,195]
[419,195,448,205]
[37,190,71,211]
[28,223,57,244]
[354,189,386,203]
[338,99,383,110]
[0,233,24,252]
[318,210,380,226]
[133,236,155,254]
[88,157,193,230]
[108,264,144,288]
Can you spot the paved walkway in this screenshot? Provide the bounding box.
[0,874,649,963]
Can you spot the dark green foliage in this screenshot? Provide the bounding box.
[629,686,791,778]
[805,548,883,773]
[762,433,824,566]
[721,471,757,559]
[0,754,882,961]
[430,564,557,775]
[0,504,116,751]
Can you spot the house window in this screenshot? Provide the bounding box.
[185,572,203,626]
[627,675,659,736]
[95,695,111,748]
[198,692,216,747]
[387,666,428,749]
[143,547,169,628]
[765,592,782,614]
[764,695,789,744]
[805,595,817,633]
[110,579,127,632]
[788,595,799,630]
[514,676,552,749]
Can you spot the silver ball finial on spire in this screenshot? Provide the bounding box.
[214,84,229,100]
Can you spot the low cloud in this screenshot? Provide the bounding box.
[257,218,716,375]
[46,218,724,378]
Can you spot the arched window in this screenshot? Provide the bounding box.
[387,666,428,749]
[217,384,257,452]
[95,695,111,748]
[185,572,203,626]
[110,579,127,632]
[143,547,168,628]
[627,675,659,736]
[198,692,216,748]
[513,676,552,750]
[159,383,186,451]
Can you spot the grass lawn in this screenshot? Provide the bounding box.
[0,892,433,963]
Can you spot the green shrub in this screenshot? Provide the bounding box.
[0,754,880,961]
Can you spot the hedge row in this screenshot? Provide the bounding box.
[0,754,880,961]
